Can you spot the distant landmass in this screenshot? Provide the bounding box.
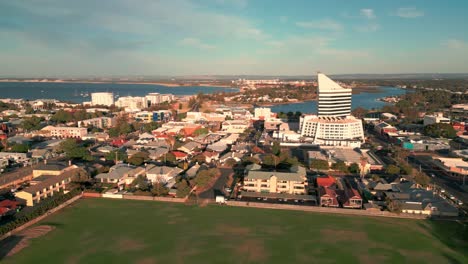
[1,73,468,81]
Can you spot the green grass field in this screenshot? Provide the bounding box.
[4,198,468,264]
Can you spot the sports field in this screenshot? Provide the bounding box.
[3,198,467,264]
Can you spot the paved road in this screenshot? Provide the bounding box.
[198,168,233,199]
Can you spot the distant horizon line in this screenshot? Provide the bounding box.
[1,72,468,79]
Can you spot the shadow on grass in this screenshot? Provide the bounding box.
[418,219,468,263]
[0,235,24,261]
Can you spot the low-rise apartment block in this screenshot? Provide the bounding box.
[243,164,307,195]
[50,126,88,138]
[15,169,77,206]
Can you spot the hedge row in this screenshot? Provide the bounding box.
[0,189,81,237]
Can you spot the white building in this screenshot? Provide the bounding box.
[221,120,251,134]
[145,93,161,106]
[116,96,147,110]
[50,126,88,138]
[317,73,352,117]
[423,112,450,126]
[78,117,116,129]
[297,73,364,148]
[254,107,273,120]
[91,92,114,106]
[299,115,364,147]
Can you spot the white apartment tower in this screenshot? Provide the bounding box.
[91,92,114,106]
[298,73,364,148]
[317,73,352,117]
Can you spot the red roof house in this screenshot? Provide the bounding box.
[317,175,336,188]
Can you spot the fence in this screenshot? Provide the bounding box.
[0,193,83,241]
[83,191,186,203]
[226,200,427,220]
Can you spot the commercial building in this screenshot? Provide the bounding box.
[299,115,364,148]
[243,164,307,195]
[433,158,468,179]
[423,112,450,126]
[91,92,114,106]
[145,93,175,106]
[317,73,352,117]
[50,126,88,138]
[298,73,364,148]
[134,110,172,123]
[115,96,147,110]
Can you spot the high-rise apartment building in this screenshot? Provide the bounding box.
[299,73,364,148]
[317,73,352,117]
[91,92,114,106]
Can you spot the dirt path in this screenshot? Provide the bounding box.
[0,225,55,259]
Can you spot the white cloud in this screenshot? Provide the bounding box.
[296,19,343,31]
[355,23,380,32]
[395,7,424,18]
[360,9,376,19]
[442,39,467,49]
[179,38,216,50]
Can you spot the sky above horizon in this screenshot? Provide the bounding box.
[1,0,468,77]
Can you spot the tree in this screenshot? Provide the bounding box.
[331,161,348,172]
[10,143,29,153]
[105,150,127,163]
[423,123,457,139]
[348,163,360,174]
[176,180,191,198]
[151,184,169,196]
[194,168,219,188]
[351,107,368,119]
[263,154,281,168]
[193,127,209,136]
[271,141,281,156]
[400,163,413,175]
[59,139,92,160]
[162,152,177,165]
[51,110,73,123]
[131,175,150,191]
[21,116,44,131]
[70,168,90,183]
[414,171,431,187]
[310,159,329,171]
[385,164,401,175]
[224,158,238,167]
[192,154,206,164]
[128,152,148,166]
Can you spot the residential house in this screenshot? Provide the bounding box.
[146,165,183,184]
[178,141,202,154]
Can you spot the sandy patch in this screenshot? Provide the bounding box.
[216,224,250,236]
[135,257,158,264]
[0,225,55,258]
[320,229,369,243]
[233,238,269,263]
[116,237,147,252]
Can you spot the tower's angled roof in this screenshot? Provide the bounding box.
[318,73,349,91]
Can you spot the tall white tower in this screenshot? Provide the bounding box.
[317,73,352,117]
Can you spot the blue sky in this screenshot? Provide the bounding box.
[1,0,467,76]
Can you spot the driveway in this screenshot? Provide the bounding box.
[198,167,233,199]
